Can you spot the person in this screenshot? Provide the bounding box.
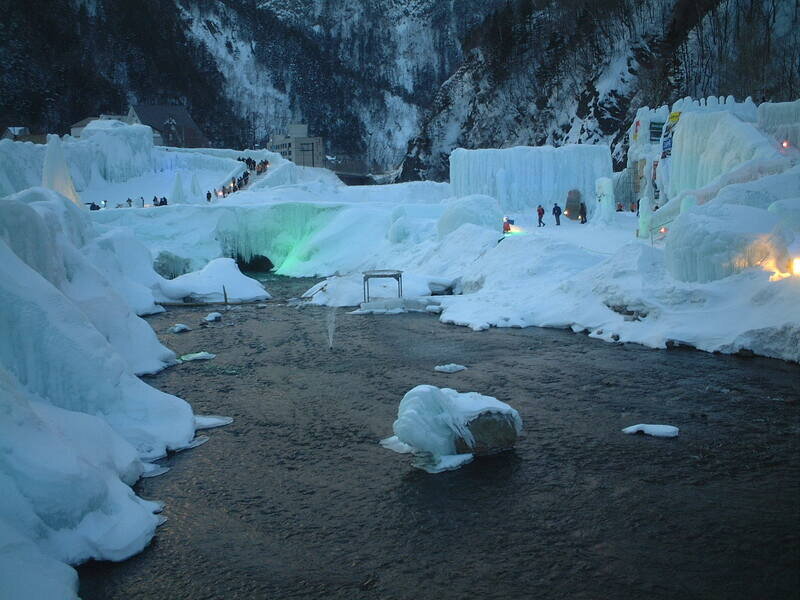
[536,205,546,227]
[502,216,511,234]
[126,198,132,207]
[552,203,562,226]
[161,197,168,206]
[206,191,212,202]
[89,202,100,211]
[152,195,159,206]
[579,201,587,224]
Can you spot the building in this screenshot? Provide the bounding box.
[69,117,97,138]
[1,126,31,140]
[127,105,209,148]
[269,123,325,167]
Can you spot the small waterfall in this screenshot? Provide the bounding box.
[326,306,337,350]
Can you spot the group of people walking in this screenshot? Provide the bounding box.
[238,156,270,175]
[535,201,587,227]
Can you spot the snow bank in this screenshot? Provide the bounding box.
[381,385,522,473]
[450,145,612,215]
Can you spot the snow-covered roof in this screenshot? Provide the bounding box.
[70,117,98,129]
[130,104,208,147]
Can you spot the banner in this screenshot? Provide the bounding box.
[661,111,681,158]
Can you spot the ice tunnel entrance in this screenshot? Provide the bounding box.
[565,189,582,220]
[235,254,274,273]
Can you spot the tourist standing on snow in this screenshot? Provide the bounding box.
[579,202,587,224]
[206,191,212,202]
[537,205,546,227]
[552,203,562,226]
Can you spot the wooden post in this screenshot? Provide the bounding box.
[223,285,228,304]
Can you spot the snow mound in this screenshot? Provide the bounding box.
[204,312,223,322]
[434,363,467,373]
[437,195,503,238]
[622,424,679,438]
[161,258,270,303]
[381,385,522,473]
[169,324,191,333]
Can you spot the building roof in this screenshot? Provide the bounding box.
[131,104,208,147]
[70,117,97,129]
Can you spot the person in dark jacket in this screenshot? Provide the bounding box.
[579,202,587,224]
[537,205,546,227]
[552,203,562,225]
[206,191,212,202]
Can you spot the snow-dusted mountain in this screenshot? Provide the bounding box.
[1,0,797,178]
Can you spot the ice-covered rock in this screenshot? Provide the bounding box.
[161,258,270,303]
[381,385,522,473]
[204,312,223,322]
[169,324,191,333]
[622,424,679,437]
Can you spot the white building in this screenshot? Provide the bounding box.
[269,123,325,168]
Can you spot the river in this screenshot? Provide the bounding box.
[79,276,800,599]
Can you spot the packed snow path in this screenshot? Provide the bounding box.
[79,277,800,600]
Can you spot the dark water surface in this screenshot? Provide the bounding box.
[79,276,800,599]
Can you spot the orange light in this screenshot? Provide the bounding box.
[564,210,569,216]
[781,140,791,149]
[508,224,524,234]
[764,257,800,281]
[659,226,668,234]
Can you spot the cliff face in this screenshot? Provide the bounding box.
[1,0,797,177]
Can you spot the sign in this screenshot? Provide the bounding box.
[661,111,681,158]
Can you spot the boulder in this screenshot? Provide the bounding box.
[454,411,519,455]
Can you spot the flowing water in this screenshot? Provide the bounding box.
[79,275,800,599]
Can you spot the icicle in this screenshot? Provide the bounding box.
[42,134,81,206]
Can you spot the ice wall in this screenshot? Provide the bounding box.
[758,99,800,150]
[0,124,155,198]
[665,203,789,283]
[667,111,784,201]
[449,145,612,216]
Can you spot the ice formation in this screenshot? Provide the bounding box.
[381,385,523,473]
[41,134,81,206]
[450,145,613,216]
[622,424,679,438]
[0,190,205,597]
